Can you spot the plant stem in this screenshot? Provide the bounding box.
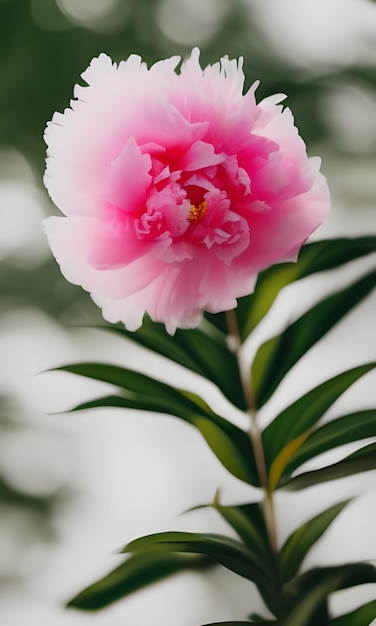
[225,309,279,556]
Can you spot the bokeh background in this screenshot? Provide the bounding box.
[1,0,376,624]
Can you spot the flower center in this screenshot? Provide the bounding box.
[187,200,208,223]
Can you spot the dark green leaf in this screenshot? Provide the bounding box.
[59,363,259,485]
[67,552,212,611]
[202,622,271,626]
[205,237,376,342]
[282,563,376,626]
[190,500,274,565]
[331,599,376,626]
[248,612,278,623]
[203,311,228,334]
[104,316,246,410]
[252,270,376,408]
[201,622,253,626]
[191,416,259,485]
[59,362,217,422]
[123,531,268,580]
[214,502,273,564]
[57,362,186,399]
[285,409,376,476]
[122,531,280,614]
[262,363,376,471]
[237,236,376,341]
[282,442,376,491]
[279,500,350,582]
[268,433,310,493]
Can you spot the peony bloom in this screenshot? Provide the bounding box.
[43,49,330,334]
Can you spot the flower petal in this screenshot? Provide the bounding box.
[43,49,330,333]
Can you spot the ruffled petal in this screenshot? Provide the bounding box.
[43,49,330,334]
[44,216,164,299]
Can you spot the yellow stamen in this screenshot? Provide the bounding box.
[188,200,208,223]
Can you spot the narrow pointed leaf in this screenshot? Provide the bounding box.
[105,317,246,410]
[282,564,376,626]
[248,613,278,622]
[189,500,274,566]
[262,363,376,471]
[59,362,220,424]
[279,500,350,582]
[213,502,273,564]
[201,622,253,625]
[268,433,309,493]
[123,531,269,581]
[67,552,212,611]
[191,416,259,485]
[237,236,376,341]
[62,363,259,486]
[57,362,188,401]
[282,442,376,490]
[331,599,376,626]
[71,394,197,420]
[207,237,376,340]
[284,409,376,476]
[122,531,280,614]
[202,622,274,626]
[252,270,376,408]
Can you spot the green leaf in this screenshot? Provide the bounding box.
[191,499,274,565]
[201,622,254,626]
[58,362,186,398]
[123,531,268,580]
[104,316,246,410]
[262,363,376,472]
[122,531,280,615]
[191,416,259,486]
[268,433,309,493]
[60,364,259,486]
[202,622,274,626]
[279,500,350,582]
[285,409,376,476]
[331,599,376,626]
[59,362,215,422]
[282,442,376,491]
[213,502,273,564]
[248,613,278,623]
[237,236,376,341]
[252,270,376,408]
[282,563,376,626]
[67,552,212,611]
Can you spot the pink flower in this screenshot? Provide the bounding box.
[43,49,330,334]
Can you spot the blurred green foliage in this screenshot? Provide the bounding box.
[0,394,68,584]
[1,0,375,176]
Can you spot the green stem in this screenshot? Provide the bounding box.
[225,309,279,556]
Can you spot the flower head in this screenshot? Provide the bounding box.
[43,49,330,334]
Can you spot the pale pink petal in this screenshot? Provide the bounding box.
[44,216,164,299]
[43,48,330,334]
[106,138,151,213]
[179,141,226,171]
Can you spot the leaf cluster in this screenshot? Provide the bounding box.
[55,237,376,624]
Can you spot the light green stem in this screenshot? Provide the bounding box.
[225,309,278,556]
